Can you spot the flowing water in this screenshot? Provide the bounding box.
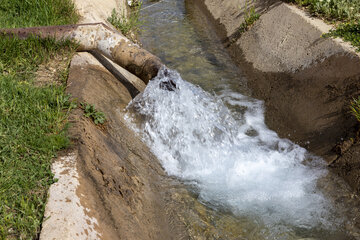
[125,0,360,239]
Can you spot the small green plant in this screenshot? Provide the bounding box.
[107,2,143,37]
[128,0,142,8]
[228,1,260,44]
[350,96,360,122]
[324,21,360,51]
[59,94,78,112]
[237,1,260,34]
[81,103,106,125]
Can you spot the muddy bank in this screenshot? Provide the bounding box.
[192,0,360,191]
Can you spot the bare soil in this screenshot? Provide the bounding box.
[35,53,71,86]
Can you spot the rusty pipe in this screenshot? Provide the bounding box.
[0,23,163,83]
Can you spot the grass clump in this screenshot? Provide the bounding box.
[229,1,260,44]
[81,103,106,125]
[107,2,143,37]
[351,96,360,122]
[238,3,260,34]
[324,21,360,51]
[0,0,79,28]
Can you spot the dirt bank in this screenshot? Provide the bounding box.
[192,0,360,192]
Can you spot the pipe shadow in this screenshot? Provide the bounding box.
[88,50,141,99]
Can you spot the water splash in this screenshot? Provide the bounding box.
[126,67,332,232]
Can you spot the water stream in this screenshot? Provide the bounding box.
[125,0,359,239]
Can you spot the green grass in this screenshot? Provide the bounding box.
[107,2,143,37]
[0,0,79,238]
[0,36,77,240]
[292,0,360,21]
[288,0,360,50]
[0,0,79,28]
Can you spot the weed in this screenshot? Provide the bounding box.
[241,3,260,32]
[81,103,107,125]
[351,96,360,122]
[128,0,142,8]
[324,21,360,51]
[107,2,143,37]
[231,0,260,43]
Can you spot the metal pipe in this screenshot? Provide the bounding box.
[0,23,163,84]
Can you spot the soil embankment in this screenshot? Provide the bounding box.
[193,0,360,192]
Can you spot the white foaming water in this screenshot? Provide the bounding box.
[126,68,331,230]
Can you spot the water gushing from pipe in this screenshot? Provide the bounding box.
[126,67,334,233]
